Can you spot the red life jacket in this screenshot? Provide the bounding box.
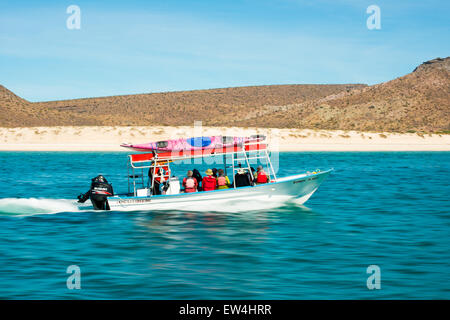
[202,176,217,191]
[151,165,170,183]
[183,177,197,192]
[257,171,268,184]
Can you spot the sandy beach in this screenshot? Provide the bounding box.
[0,126,449,152]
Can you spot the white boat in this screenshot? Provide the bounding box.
[77,137,332,212]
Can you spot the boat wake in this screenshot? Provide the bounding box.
[0,198,82,217]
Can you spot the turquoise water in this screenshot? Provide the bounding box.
[0,152,449,299]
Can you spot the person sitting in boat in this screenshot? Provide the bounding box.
[202,169,217,191]
[183,170,198,193]
[216,169,231,189]
[212,168,218,178]
[256,165,269,184]
[234,168,252,187]
[192,169,202,191]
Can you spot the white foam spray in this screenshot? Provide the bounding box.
[0,198,82,216]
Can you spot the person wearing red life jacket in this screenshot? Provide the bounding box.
[183,170,198,193]
[216,169,231,189]
[202,169,217,191]
[256,165,269,184]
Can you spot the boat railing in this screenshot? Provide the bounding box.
[126,141,277,196]
[229,144,277,185]
[128,144,267,168]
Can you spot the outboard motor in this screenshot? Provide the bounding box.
[77,175,114,210]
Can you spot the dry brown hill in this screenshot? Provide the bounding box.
[0,85,87,127]
[237,57,450,132]
[0,85,43,127]
[1,84,365,127]
[0,57,448,132]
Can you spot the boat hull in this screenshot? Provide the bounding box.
[105,170,332,212]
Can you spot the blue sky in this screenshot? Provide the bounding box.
[0,0,449,101]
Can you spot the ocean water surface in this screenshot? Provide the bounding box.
[0,151,449,299]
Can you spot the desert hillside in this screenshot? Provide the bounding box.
[0,85,48,127]
[0,57,449,132]
[0,85,90,127]
[241,57,450,132]
[36,84,364,127]
[1,84,365,127]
